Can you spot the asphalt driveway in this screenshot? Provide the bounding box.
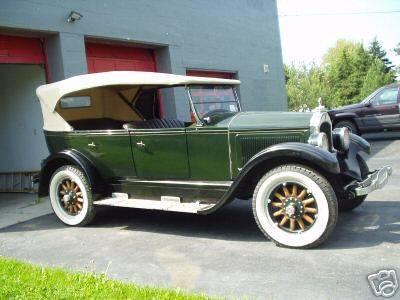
[1,133,400,299]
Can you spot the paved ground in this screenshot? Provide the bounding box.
[0,193,52,228]
[1,133,400,299]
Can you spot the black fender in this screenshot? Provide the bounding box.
[331,112,361,129]
[38,149,107,197]
[199,142,340,214]
[349,133,370,154]
[239,142,340,175]
[337,133,371,181]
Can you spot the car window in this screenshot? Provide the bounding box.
[60,96,91,108]
[371,87,399,106]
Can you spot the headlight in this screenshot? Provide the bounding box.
[308,132,329,150]
[333,127,350,151]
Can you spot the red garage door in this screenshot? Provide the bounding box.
[0,35,48,179]
[86,42,156,73]
[186,70,235,79]
[0,35,45,64]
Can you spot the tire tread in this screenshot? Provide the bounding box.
[252,164,338,249]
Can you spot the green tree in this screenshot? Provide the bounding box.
[285,39,396,111]
[395,43,400,77]
[285,63,327,111]
[394,43,400,56]
[360,58,395,98]
[324,40,372,107]
[368,37,393,73]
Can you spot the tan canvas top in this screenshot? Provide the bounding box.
[36,71,240,131]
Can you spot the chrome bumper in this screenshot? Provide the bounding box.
[352,166,392,196]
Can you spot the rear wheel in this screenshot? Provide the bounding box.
[49,165,96,226]
[338,155,369,212]
[252,165,338,249]
[334,120,359,135]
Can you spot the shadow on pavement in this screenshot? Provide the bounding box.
[323,200,400,250]
[1,200,399,250]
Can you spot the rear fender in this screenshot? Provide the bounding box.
[38,149,107,197]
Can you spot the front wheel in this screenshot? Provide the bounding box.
[252,165,338,249]
[49,165,96,226]
[334,120,359,135]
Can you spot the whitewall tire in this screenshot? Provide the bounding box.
[252,164,338,249]
[49,165,96,226]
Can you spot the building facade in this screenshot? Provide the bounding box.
[0,0,286,176]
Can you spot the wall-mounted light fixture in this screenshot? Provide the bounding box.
[67,11,83,23]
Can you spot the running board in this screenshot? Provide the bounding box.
[94,193,215,213]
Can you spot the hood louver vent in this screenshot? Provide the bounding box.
[239,135,302,164]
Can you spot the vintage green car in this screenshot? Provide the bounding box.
[36,71,392,249]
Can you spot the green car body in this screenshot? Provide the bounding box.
[36,71,392,248]
[41,111,317,207]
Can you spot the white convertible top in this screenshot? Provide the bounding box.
[36,71,240,131]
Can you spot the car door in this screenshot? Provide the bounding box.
[361,87,400,130]
[185,125,231,181]
[130,127,190,179]
[83,129,137,180]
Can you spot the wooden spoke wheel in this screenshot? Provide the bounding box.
[268,182,318,233]
[49,165,96,226]
[252,165,338,249]
[58,178,84,216]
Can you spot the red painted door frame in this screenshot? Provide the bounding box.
[0,34,50,82]
[85,42,157,73]
[0,35,45,64]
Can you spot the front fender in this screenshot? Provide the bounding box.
[349,133,370,154]
[38,149,106,197]
[337,133,371,181]
[241,142,340,175]
[334,112,358,119]
[199,143,339,214]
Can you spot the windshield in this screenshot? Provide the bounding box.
[188,85,240,122]
[361,87,384,104]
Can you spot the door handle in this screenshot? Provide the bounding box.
[88,142,96,147]
[136,141,145,148]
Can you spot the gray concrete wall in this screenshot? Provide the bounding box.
[0,65,48,172]
[0,0,287,120]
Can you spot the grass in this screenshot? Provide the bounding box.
[0,256,212,300]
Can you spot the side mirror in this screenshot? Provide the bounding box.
[364,102,371,107]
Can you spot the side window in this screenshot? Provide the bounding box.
[60,96,91,108]
[371,88,399,106]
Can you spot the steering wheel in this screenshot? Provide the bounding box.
[202,109,230,119]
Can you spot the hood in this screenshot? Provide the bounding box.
[227,111,313,131]
[330,102,364,112]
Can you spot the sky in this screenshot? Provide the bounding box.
[277,0,400,67]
